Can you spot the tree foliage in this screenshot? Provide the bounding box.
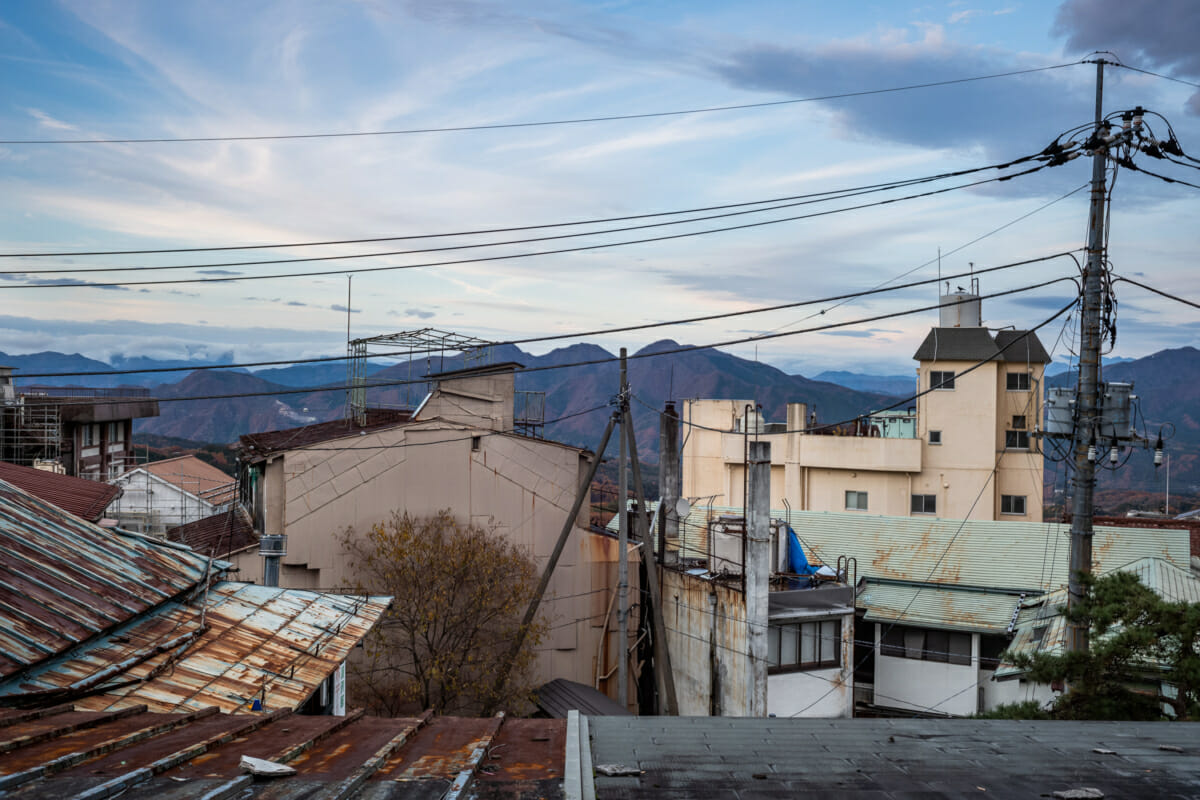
[339,510,548,716]
[1008,570,1200,720]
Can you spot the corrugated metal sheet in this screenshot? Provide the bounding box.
[10,582,390,714]
[0,479,214,680]
[995,556,1200,678]
[859,582,1024,633]
[685,507,1191,593]
[142,455,236,505]
[0,462,120,522]
[0,707,564,798]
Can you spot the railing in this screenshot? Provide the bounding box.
[19,385,153,399]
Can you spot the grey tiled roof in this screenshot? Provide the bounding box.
[588,716,1200,799]
[912,327,1051,363]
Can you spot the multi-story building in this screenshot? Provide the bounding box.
[681,287,1050,522]
[0,367,159,479]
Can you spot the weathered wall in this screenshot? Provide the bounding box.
[662,569,748,716]
[872,624,982,716]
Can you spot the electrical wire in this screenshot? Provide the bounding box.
[0,62,1080,146]
[0,165,1058,290]
[18,278,1079,409]
[12,253,1077,380]
[1112,275,1200,310]
[1111,62,1200,90]
[0,160,1053,261]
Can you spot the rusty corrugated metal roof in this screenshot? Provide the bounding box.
[0,707,564,798]
[8,582,390,715]
[141,455,236,505]
[0,461,120,522]
[0,478,214,680]
[167,507,257,558]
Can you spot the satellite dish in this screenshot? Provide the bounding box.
[675,497,692,518]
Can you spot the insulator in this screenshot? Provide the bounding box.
[1109,441,1119,464]
[1087,444,1097,462]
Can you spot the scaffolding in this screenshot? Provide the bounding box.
[0,400,63,468]
[345,328,494,425]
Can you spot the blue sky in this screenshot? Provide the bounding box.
[0,0,1197,376]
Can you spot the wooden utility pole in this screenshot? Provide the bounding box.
[1067,58,1111,654]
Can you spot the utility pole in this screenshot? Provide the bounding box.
[745,440,770,717]
[658,400,680,565]
[1067,58,1110,655]
[617,347,630,709]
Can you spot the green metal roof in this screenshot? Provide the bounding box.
[859,581,1024,633]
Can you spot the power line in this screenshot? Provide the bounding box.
[13,253,1075,380]
[17,278,1077,409]
[0,63,1080,146]
[1112,275,1200,310]
[0,160,1051,260]
[0,166,1057,290]
[1112,62,1200,90]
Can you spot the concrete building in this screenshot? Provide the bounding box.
[108,454,235,534]
[0,367,159,479]
[681,289,1051,522]
[680,505,1192,716]
[233,363,633,702]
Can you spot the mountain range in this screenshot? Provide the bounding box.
[4,344,1197,495]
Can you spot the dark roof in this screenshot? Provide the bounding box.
[0,461,119,522]
[993,329,1053,363]
[167,506,257,558]
[589,716,1200,799]
[535,678,632,718]
[0,708,564,798]
[428,360,524,379]
[239,408,411,458]
[912,327,1051,363]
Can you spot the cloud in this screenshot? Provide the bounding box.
[1055,0,1200,112]
[330,304,362,313]
[710,25,1091,158]
[26,108,77,131]
[388,307,435,319]
[286,300,308,307]
[25,278,129,291]
[197,269,243,276]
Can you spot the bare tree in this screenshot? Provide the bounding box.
[340,510,547,716]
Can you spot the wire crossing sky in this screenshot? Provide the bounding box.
[0,0,1197,376]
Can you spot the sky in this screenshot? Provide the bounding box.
[0,0,1197,378]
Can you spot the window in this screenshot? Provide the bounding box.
[80,424,98,447]
[1011,415,1026,429]
[471,435,481,452]
[930,370,955,390]
[911,494,937,514]
[768,619,841,673]
[107,421,124,443]
[1001,494,1027,515]
[928,430,942,445]
[979,635,1008,670]
[881,624,972,666]
[844,490,868,511]
[1006,372,1031,391]
[1005,430,1030,450]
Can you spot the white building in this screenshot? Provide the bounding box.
[108,455,235,534]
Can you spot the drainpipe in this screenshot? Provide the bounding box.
[260,534,286,587]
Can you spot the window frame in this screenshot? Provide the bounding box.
[929,370,956,391]
[1001,494,1027,515]
[928,430,942,445]
[1006,371,1031,391]
[768,619,842,674]
[911,494,937,515]
[880,624,972,666]
[844,490,868,512]
[1005,430,1030,450]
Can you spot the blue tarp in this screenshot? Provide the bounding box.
[786,525,821,575]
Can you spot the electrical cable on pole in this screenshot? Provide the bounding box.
[1067,57,1111,655]
[617,348,630,710]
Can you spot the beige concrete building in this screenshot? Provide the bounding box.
[682,299,1051,522]
[231,363,631,698]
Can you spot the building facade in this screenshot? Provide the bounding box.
[108,454,236,534]
[681,294,1050,522]
[232,363,634,703]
